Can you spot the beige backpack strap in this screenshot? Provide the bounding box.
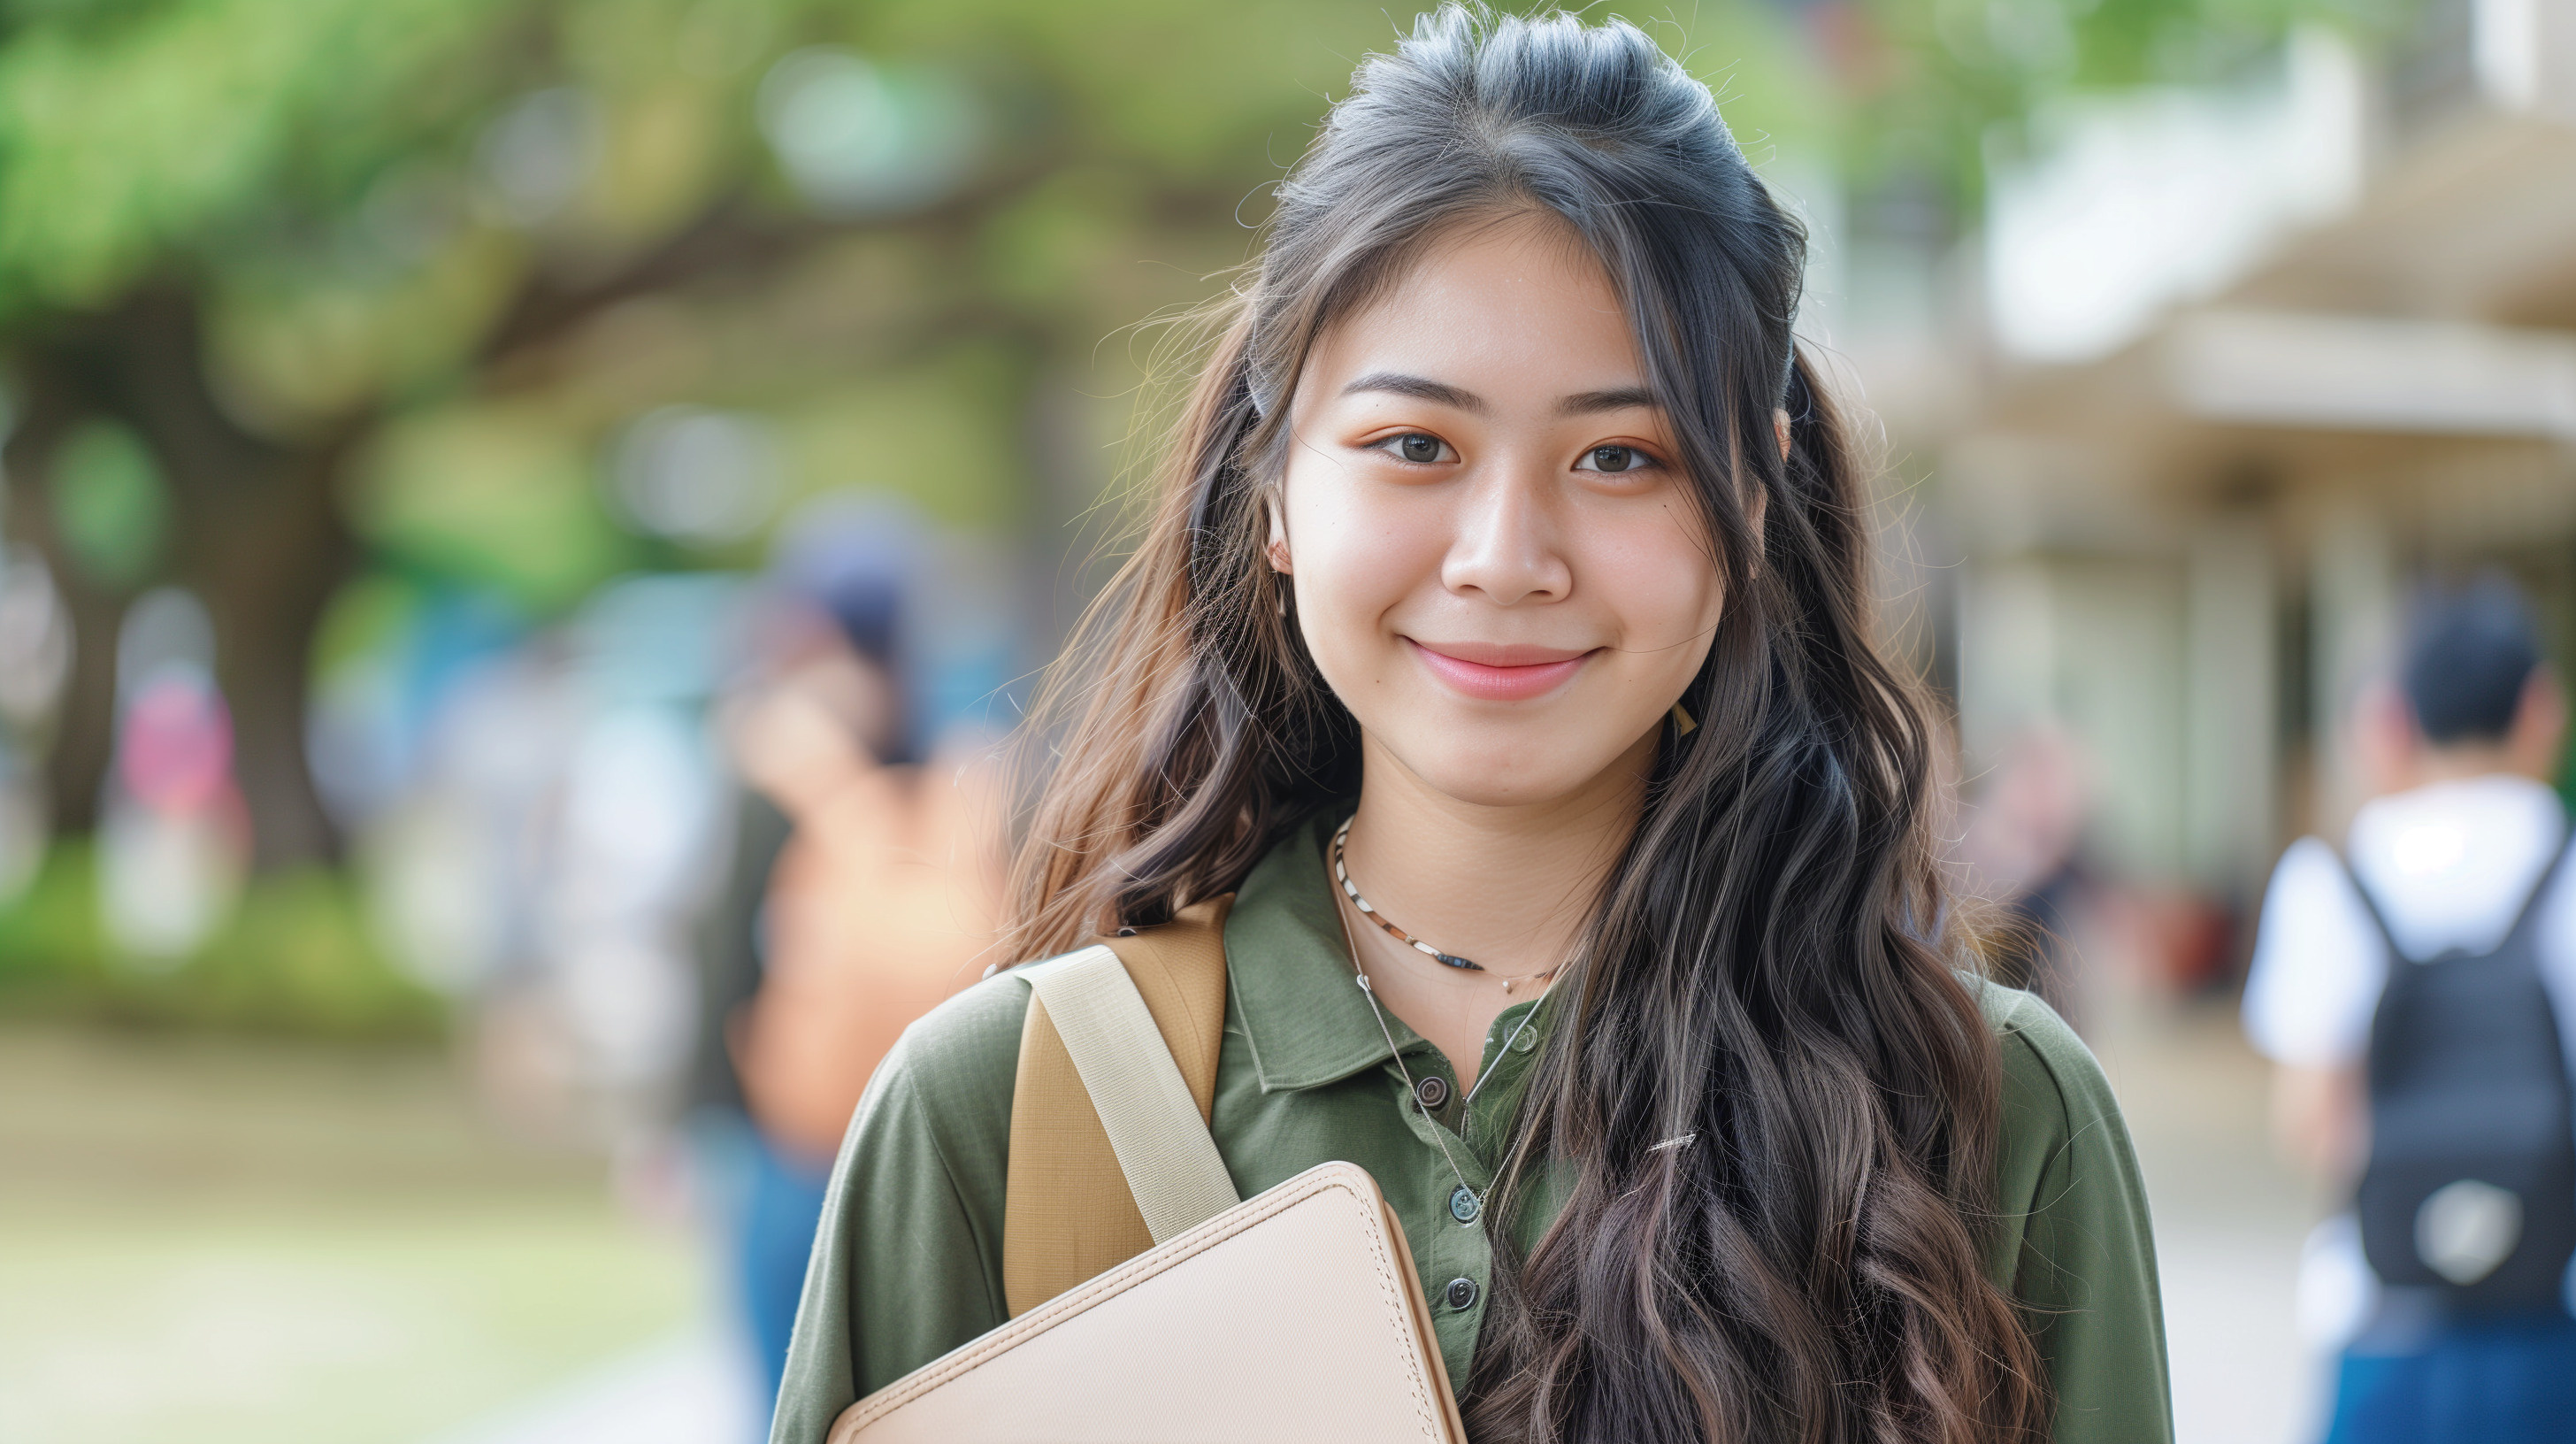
[1024,951,1238,1240]
[1002,895,1233,1317]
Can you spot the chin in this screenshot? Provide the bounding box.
[1389,732,1629,809]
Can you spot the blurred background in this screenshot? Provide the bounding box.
[1,1,2564,1440]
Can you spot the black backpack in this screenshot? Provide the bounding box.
[2348,843,2576,1313]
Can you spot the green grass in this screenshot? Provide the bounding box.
[1,1021,709,1444]
[0,1199,704,1444]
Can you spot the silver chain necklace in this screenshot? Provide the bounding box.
[1329,836,1560,1225]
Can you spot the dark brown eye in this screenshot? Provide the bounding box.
[1398,434,1441,463]
[1588,445,1636,472]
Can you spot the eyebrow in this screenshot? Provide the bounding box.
[1340,372,1485,412]
[1338,372,1662,419]
[1557,385,1659,416]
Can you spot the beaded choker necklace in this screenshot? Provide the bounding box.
[1331,816,1560,994]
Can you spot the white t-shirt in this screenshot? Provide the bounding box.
[2241,772,2576,1342]
[2242,773,2576,1071]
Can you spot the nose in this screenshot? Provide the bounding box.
[1440,465,1571,608]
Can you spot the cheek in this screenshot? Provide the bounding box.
[1279,463,1441,652]
[1589,511,1726,655]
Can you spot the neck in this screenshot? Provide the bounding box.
[2388,745,2548,792]
[1341,729,1654,978]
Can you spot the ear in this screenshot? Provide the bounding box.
[1774,407,1791,461]
[2350,680,2419,796]
[2511,664,2568,783]
[1264,495,1292,573]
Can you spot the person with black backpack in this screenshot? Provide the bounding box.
[2243,574,2575,1442]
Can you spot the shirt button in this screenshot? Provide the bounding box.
[1511,1026,1539,1053]
[1449,1185,1481,1224]
[1414,1073,1451,1110]
[1445,1276,1479,1310]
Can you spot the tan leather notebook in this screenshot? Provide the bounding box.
[830,1160,1467,1442]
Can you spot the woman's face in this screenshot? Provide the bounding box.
[1275,214,1729,810]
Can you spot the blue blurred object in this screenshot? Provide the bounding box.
[738,1128,832,1405]
[2325,1310,2576,1444]
[691,1106,832,1433]
[767,494,924,757]
[575,572,748,708]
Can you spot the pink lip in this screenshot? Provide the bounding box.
[1407,639,1596,701]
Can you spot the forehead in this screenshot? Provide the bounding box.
[1296,213,1643,401]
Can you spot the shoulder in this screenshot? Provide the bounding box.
[1966,984,2174,1439]
[858,966,1032,1141]
[2256,834,2369,946]
[2247,837,2372,986]
[2541,834,2576,962]
[1970,979,2165,1309]
[2242,835,2384,1066]
[902,964,1034,1060]
[1973,979,2119,1154]
[1969,979,2144,1218]
[2264,833,2349,898]
[778,964,1034,1429]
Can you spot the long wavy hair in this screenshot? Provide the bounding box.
[1001,10,2043,1442]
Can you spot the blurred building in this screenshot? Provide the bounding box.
[1924,0,2576,975]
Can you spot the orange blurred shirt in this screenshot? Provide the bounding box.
[727,688,1006,1160]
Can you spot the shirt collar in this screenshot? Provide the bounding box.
[1223,804,1423,1092]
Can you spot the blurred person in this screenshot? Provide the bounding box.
[1955,721,2095,1029]
[544,695,720,1128]
[100,590,249,963]
[404,610,726,1153]
[2242,574,2576,1442]
[690,560,1004,1417]
[726,662,1005,1160]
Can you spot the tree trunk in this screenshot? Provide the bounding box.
[2,368,123,841]
[9,289,357,870]
[188,441,358,872]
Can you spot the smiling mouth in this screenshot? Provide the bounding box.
[1407,639,1598,702]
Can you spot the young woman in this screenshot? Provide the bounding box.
[771,10,2168,1442]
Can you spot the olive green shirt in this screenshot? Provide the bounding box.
[771,812,2172,1442]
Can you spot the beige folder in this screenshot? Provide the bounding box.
[830,945,1468,1443]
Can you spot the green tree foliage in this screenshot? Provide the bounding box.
[1836,0,2409,200]
[45,419,165,586]
[0,0,2380,881]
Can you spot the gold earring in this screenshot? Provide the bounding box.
[1668,702,1698,736]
